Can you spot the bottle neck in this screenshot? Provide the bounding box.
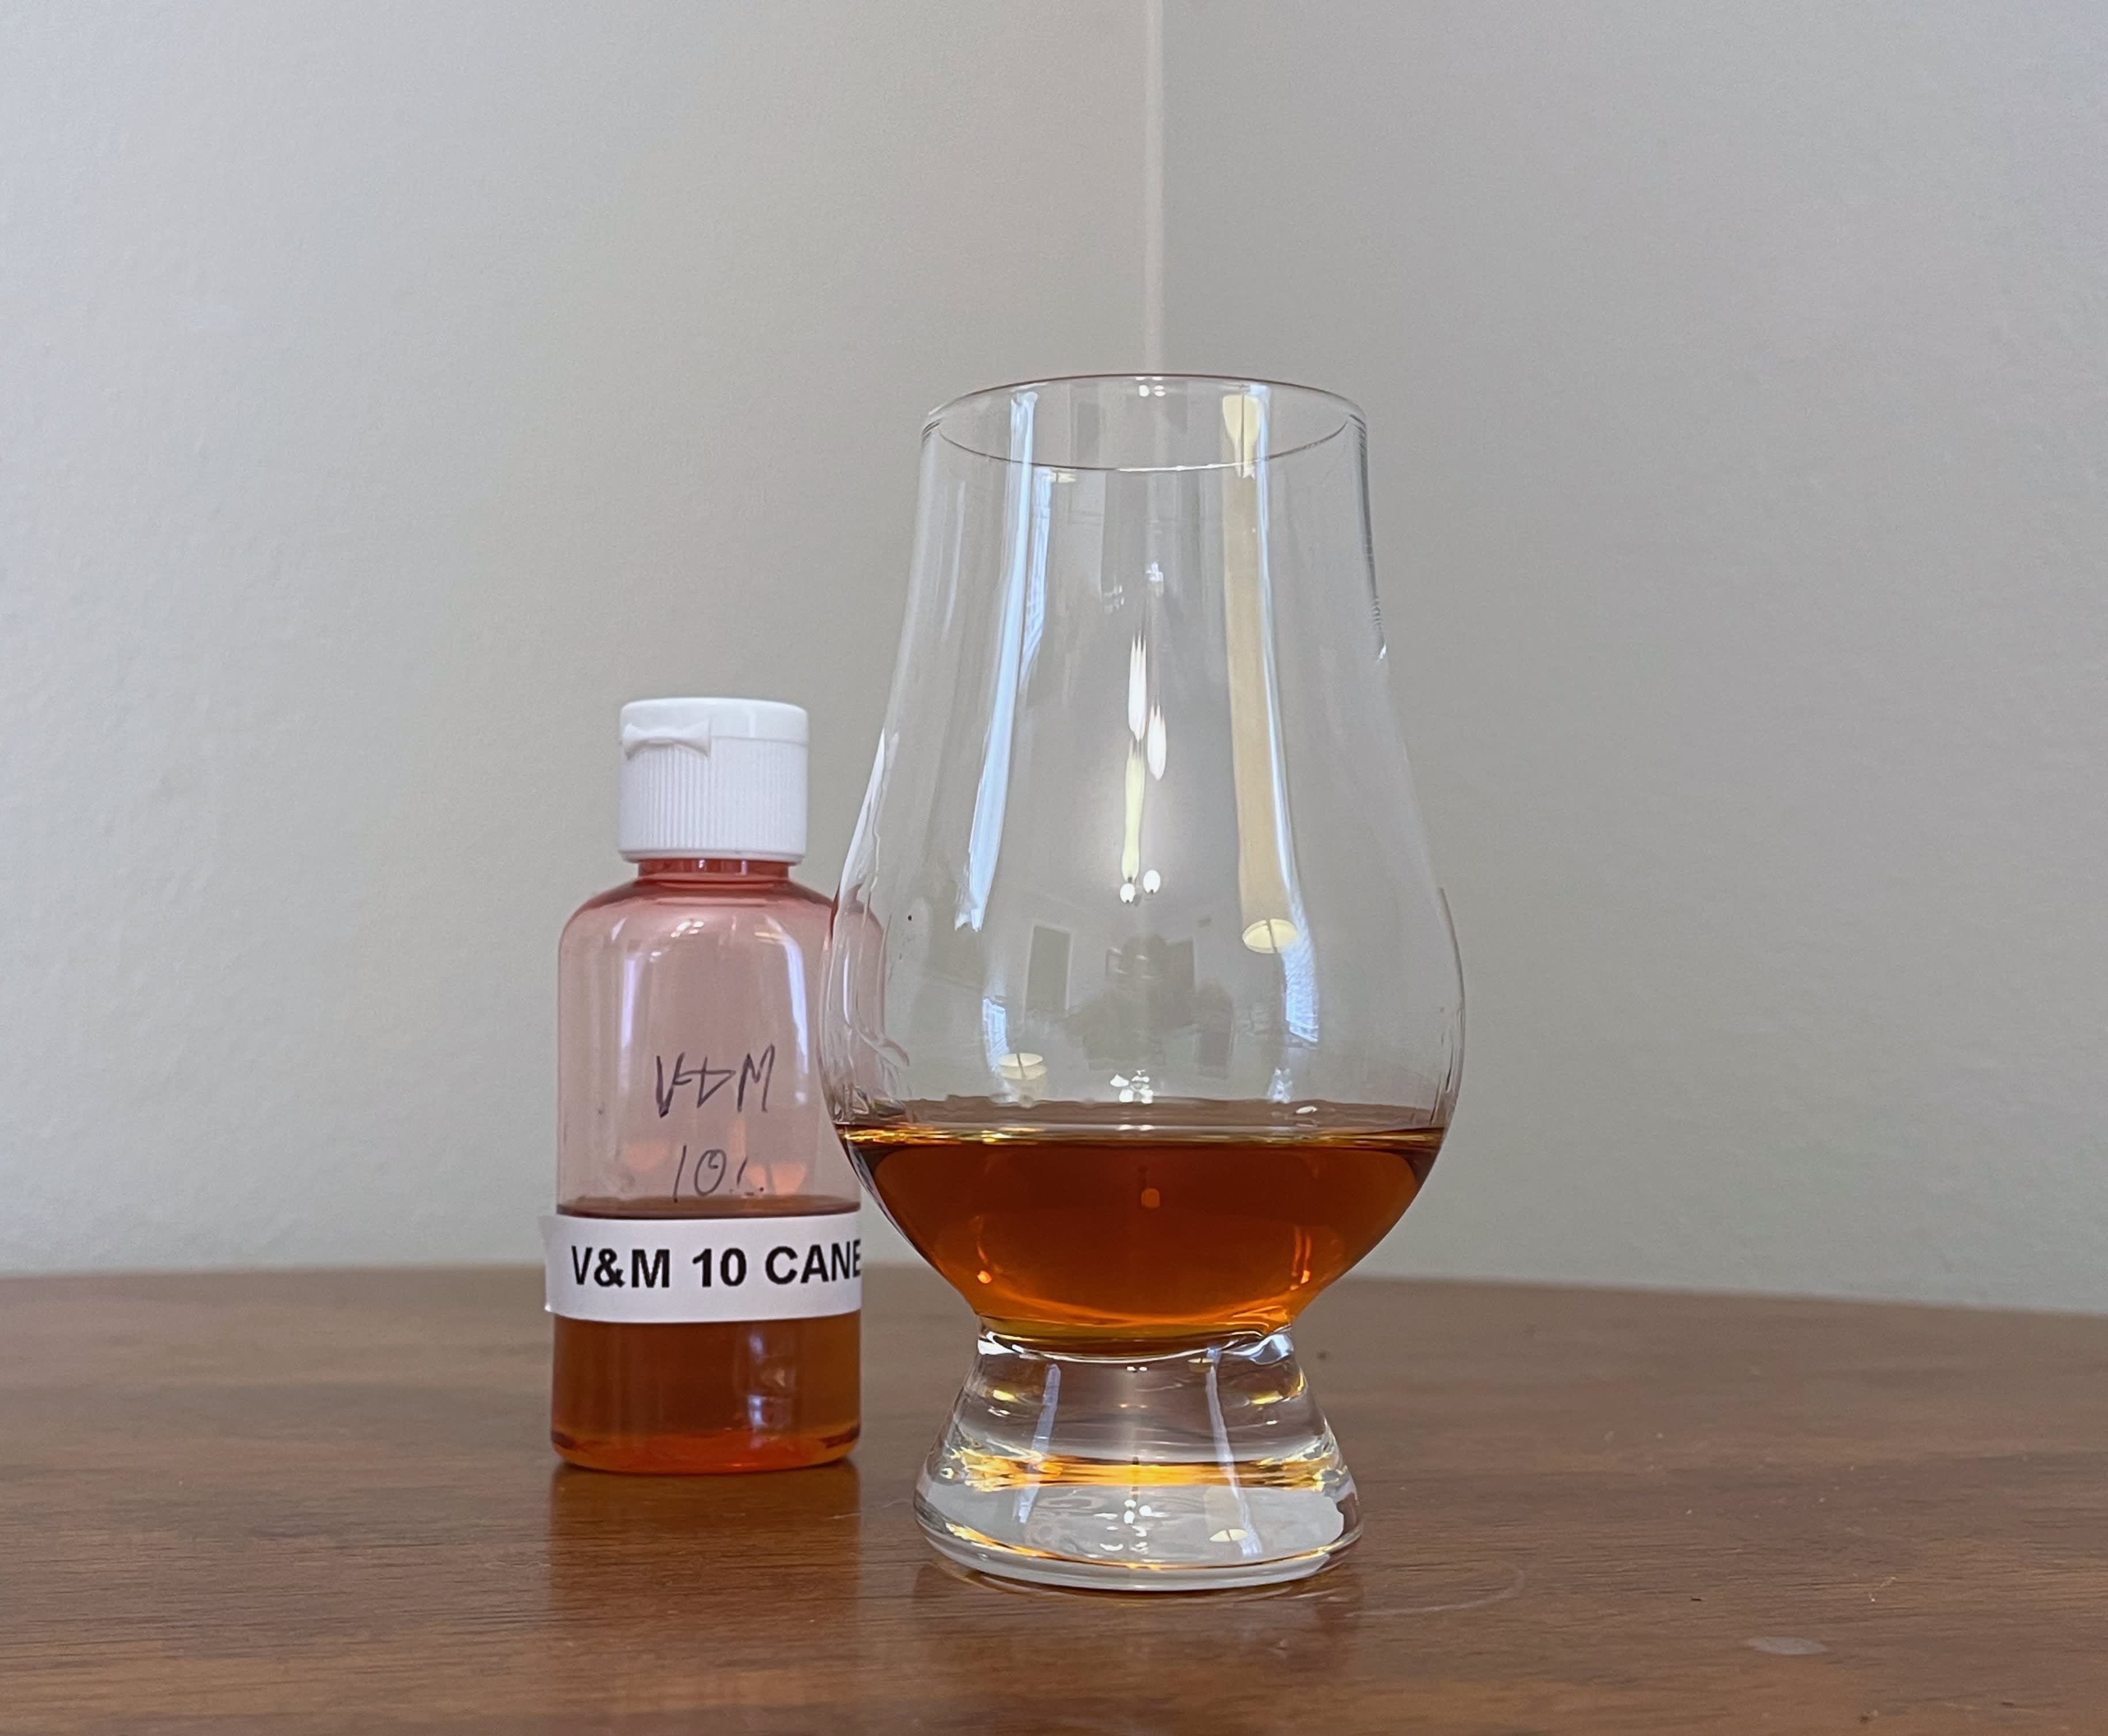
[633,856,795,885]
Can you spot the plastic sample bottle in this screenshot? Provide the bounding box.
[547,698,861,1472]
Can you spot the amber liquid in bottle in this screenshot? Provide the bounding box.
[843,1102,1442,1348]
[550,1198,861,1474]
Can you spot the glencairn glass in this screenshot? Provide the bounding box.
[824,376,1463,1589]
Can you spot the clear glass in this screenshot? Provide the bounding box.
[555,858,862,1472]
[824,376,1464,1588]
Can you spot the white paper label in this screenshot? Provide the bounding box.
[542,1211,862,1324]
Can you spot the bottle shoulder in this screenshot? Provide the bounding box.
[560,874,833,954]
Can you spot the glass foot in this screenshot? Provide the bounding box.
[916,1328,1359,1592]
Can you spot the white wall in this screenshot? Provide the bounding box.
[9,3,2105,1310]
[0,2,1143,1271]
[1166,1,2108,1309]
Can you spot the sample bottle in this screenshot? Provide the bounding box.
[548,697,861,1473]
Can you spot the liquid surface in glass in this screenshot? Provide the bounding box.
[844,1102,1442,1347]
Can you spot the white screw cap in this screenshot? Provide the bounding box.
[618,697,808,862]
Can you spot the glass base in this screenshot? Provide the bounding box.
[916,1328,1359,1592]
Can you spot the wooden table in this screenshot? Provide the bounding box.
[4,1268,2105,1733]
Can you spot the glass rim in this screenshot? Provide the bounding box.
[924,372,1365,475]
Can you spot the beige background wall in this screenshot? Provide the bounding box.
[0,2,1142,1271]
[1166,1,2108,1308]
[5,3,2105,1307]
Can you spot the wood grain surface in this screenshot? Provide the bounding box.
[3,1265,2105,1734]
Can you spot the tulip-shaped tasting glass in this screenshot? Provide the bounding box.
[824,376,1463,1590]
